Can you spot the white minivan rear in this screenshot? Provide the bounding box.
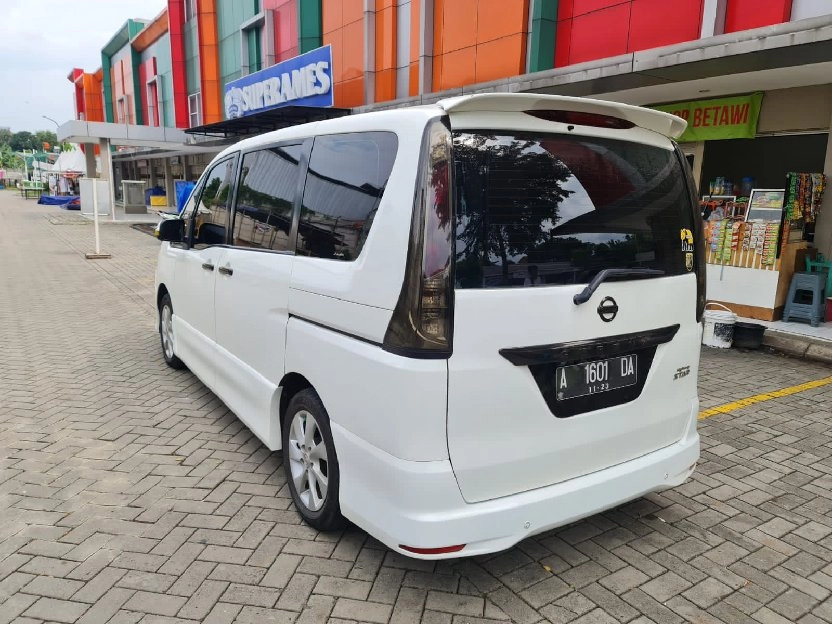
[155,93,704,559]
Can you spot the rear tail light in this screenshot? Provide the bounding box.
[383,118,454,358]
[525,109,635,129]
[675,145,707,321]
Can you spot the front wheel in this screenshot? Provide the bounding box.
[282,389,345,531]
[159,293,185,370]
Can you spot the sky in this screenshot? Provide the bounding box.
[0,0,167,133]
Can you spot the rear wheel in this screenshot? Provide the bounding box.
[159,293,185,370]
[282,389,345,531]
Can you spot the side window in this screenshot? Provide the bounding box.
[297,132,397,261]
[232,144,302,251]
[191,156,238,249]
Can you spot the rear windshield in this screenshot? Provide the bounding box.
[453,131,695,289]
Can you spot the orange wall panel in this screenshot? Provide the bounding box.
[342,19,364,81]
[476,33,525,83]
[477,0,527,44]
[343,0,364,22]
[440,0,477,53]
[436,46,476,91]
[376,5,396,71]
[323,28,345,82]
[324,0,366,107]
[433,0,528,92]
[336,76,365,107]
[323,0,343,34]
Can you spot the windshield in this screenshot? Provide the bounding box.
[453,131,696,289]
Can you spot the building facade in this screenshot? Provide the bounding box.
[66,0,832,262]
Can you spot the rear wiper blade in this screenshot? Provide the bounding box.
[573,268,665,305]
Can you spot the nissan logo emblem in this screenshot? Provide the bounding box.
[597,296,619,322]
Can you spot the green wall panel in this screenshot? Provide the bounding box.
[529,0,557,72]
[299,0,322,53]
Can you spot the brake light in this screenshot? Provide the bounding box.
[399,544,465,555]
[675,145,707,321]
[525,110,635,129]
[383,118,454,358]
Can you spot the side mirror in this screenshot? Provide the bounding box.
[158,218,185,242]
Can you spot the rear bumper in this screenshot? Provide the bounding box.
[333,400,699,559]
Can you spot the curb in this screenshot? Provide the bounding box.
[762,329,832,366]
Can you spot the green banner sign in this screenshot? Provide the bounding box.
[651,92,763,142]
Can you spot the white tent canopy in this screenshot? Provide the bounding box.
[52,146,92,174]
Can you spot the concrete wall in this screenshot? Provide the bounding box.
[757,84,832,133]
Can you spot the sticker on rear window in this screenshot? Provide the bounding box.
[681,229,695,272]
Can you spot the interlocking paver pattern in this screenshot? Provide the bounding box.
[1,192,831,623]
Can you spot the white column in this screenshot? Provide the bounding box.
[811,113,832,257]
[98,138,116,221]
[364,0,376,105]
[700,0,727,38]
[419,0,434,96]
[164,158,175,209]
[84,143,97,178]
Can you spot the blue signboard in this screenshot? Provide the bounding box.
[224,45,333,119]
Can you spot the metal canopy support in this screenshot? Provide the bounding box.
[184,105,352,138]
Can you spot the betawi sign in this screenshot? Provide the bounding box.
[651,92,763,142]
[224,46,333,119]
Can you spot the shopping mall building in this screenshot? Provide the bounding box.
[60,0,832,318]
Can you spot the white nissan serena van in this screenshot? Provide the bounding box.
[155,93,705,558]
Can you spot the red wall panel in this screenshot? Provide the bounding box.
[572,0,628,17]
[628,0,702,52]
[555,0,704,67]
[264,0,298,62]
[167,0,190,128]
[724,0,791,33]
[568,3,630,64]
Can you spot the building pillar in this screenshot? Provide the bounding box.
[812,114,832,257]
[418,0,434,96]
[98,138,116,220]
[149,159,158,188]
[364,0,376,105]
[164,158,175,209]
[84,143,97,178]
[700,0,728,38]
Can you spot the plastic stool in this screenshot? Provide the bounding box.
[805,258,832,295]
[783,272,826,327]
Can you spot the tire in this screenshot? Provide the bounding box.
[282,389,345,531]
[159,293,186,370]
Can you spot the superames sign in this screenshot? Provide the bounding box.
[224,46,333,119]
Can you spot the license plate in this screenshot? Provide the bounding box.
[556,354,638,400]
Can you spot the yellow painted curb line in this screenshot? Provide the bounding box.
[699,375,832,420]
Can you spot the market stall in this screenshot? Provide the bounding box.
[702,174,826,320]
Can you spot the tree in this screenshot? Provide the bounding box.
[454,134,574,285]
[35,130,58,150]
[0,144,22,169]
[0,127,12,146]
[10,131,39,152]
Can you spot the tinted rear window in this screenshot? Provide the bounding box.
[453,131,695,289]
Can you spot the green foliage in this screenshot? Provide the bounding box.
[0,144,22,169]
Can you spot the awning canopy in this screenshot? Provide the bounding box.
[185,105,352,138]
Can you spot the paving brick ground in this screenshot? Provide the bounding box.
[1,191,831,624]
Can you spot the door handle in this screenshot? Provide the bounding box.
[218,265,234,276]
[201,262,215,271]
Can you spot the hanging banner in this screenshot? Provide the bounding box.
[651,92,763,142]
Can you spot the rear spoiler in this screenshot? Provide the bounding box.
[437,93,687,139]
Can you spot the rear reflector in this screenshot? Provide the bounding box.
[399,544,465,555]
[525,109,635,129]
